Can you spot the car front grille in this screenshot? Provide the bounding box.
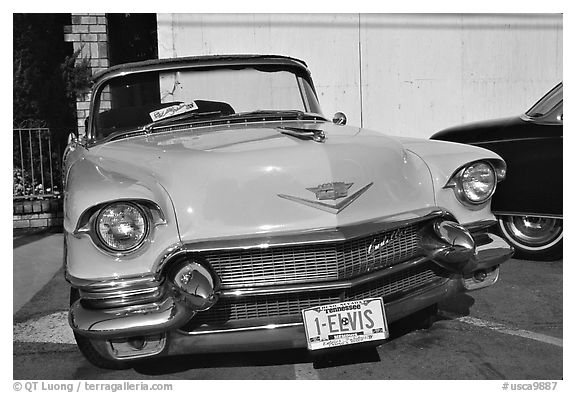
[183,261,448,328]
[202,222,424,288]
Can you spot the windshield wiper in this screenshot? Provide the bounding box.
[141,110,223,132]
[106,109,325,142]
[230,110,326,121]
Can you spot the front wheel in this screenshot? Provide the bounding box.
[497,215,563,261]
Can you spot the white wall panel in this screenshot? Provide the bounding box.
[157,13,562,138]
[157,14,363,126]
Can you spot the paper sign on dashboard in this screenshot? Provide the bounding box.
[149,102,198,122]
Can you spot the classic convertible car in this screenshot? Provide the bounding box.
[431,83,562,260]
[64,55,513,369]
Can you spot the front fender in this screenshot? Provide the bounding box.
[399,138,506,225]
[64,154,180,280]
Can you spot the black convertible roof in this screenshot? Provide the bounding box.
[92,54,309,83]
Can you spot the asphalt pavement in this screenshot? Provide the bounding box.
[12,229,563,380]
[13,229,63,313]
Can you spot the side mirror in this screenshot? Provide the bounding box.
[332,112,347,125]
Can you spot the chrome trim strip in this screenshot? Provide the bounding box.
[66,271,158,290]
[81,288,166,309]
[494,211,563,220]
[180,322,303,336]
[462,219,497,232]
[219,256,430,297]
[472,137,554,145]
[79,286,162,299]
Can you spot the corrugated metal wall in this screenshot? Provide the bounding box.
[157,13,562,138]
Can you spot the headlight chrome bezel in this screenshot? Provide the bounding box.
[445,160,499,209]
[73,199,166,257]
[95,202,150,253]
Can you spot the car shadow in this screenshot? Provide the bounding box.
[438,293,476,317]
[133,346,382,375]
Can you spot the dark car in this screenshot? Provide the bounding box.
[431,83,563,260]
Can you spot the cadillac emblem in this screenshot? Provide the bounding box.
[307,182,353,201]
[367,227,408,255]
[278,182,373,214]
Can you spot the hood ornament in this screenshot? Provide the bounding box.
[278,182,373,214]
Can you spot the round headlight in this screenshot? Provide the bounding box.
[460,162,496,204]
[96,202,148,252]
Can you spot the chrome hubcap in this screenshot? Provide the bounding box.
[503,216,562,247]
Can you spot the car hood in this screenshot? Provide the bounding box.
[88,121,437,242]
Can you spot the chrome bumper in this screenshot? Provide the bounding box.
[68,215,514,364]
[69,296,190,339]
[472,232,514,270]
[163,276,465,355]
[69,233,512,340]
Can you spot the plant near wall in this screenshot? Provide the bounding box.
[61,48,92,101]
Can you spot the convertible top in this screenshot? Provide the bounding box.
[92,54,309,83]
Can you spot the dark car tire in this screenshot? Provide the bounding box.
[70,289,134,370]
[497,215,563,261]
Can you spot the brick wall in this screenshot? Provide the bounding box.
[13,200,64,229]
[64,13,110,137]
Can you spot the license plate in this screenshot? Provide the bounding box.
[301,298,389,351]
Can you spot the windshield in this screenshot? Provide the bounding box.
[525,83,563,119]
[91,64,323,142]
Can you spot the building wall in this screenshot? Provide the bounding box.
[64,13,111,137]
[157,13,562,138]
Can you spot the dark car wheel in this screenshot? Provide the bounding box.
[497,215,563,261]
[70,289,134,370]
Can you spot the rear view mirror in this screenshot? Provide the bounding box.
[332,112,347,125]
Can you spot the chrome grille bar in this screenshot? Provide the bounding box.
[186,261,448,327]
[203,222,423,288]
[219,256,429,297]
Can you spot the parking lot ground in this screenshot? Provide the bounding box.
[13,228,63,313]
[13,232,562,380]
